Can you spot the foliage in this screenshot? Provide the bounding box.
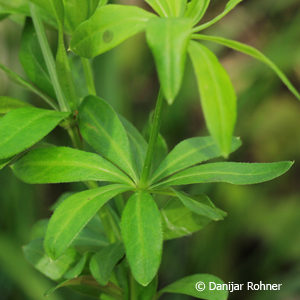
[0,0,299,299]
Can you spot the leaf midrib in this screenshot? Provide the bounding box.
[157,168,282,187]
[152,140,215,182]
[85,107,137,182]
[48,185,125,257]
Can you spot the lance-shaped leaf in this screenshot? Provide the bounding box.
[185,0,210,25]
[70,4,156,58]
[145,0,169,17]
[145,0,187,17]
[120,115,147,176]
[90,242,124,285]
[63,0,101,32]
[165,0,187,17]
[0,96,30,114]
[173,190,226,221]
[151,137,241,183]
[20,18,55,98]
[161,197,214,240]
[192,34,300,100]
[79,95,138,182]
[158,273,228,299]
[30,0,64,25]
[154,161,293,188]
[193,0,244,31]
[45,276,116,298]
[12,147,133,186]
[45,184,130,259]
[64,252,88,280]
[0,107,68,159]
[121,191,163,286]
[189,41,237,157]
[23,239,78,281]
[146,18,192,104]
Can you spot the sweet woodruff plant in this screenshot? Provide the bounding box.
[0,0,299,299]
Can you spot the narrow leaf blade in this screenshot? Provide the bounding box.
[121,192,163,286]
[20,18,55,98]
[146,18,192,104]
[0,107,68,159]
[0,96,31,114]
[161,197,212,240]
[23,239,78,280]
[45,184,130,259]
[70,4,155,58]
[155,161,293,188]
[189,41,237,156]
[79,95,138,182]
[193,0,244,31]
[151,137,241,183]
[192,34,300,100]
[173,190,226,221]
[12,147,133,186]
[185,0,210,25]
[159,273,228,299]
[90,242,124,285]
[119,115,147,176]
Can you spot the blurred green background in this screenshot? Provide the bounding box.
[0,0,300,299]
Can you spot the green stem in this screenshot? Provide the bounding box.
[130,274,138,300]
[67,126,82,149]
[139,90,164,188]
[30,4,69,112]
[0,63,58,110]
[81,58,96,95]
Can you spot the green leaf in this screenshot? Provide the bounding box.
[45,184,130,259]
[154,161,293,188]
[188,41,237,157]
[64,252,88,280]
[146,18,192,104]
[0,107,68,159]
[23,239,78,280]
[0,96,30,114]
[173,190,226,221]
[0,62,58,110]
[56,27,78,110]
[138,277,158,300]
[79,95,138,182]
[145,0,186,17]
[166,0,187,17]
[121,191,163,286]
[30,0,64,25]
[20,18,55,98]
[158,273,228,299]
[73,218,109,252]
[193,0,244,32]
[0,158,12,170]
[151,137,241,183]
[160,196,217,240]
[63,0,101,32]
[70,4,156,58]
[90,242,124,285]
[120,115,147,176]
[185,0,210,25]
[0,0,29,16]
[12,147,133,186]
[45,276,108,298]
[145,0,169,17]
[192,34,300,100]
